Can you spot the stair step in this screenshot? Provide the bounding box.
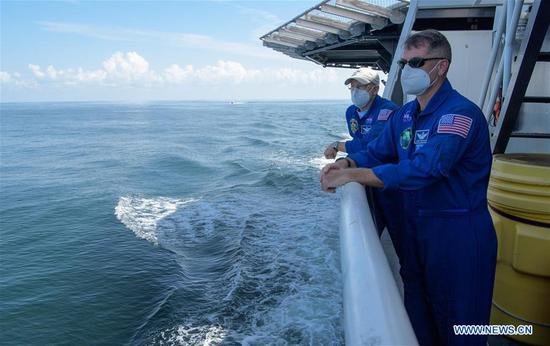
[523,96,550,103]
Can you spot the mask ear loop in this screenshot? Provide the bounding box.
[427,59,444,88]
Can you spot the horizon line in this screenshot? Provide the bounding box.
[1,98,350,104]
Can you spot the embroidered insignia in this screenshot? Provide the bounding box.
[414,129,430,145]
[400,127,412,149]
[437,114,472,138]
[361,125,371,134]
[378,109,392,121]
[350,118,359,134]
[403,111,412,122]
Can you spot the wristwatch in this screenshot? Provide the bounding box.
[332,142,339,152]
[336,157,351,168]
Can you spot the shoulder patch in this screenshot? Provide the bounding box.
[437,114,472,138]
[350,118,359,134]
[377,109,392,121]
[402,111,412,122]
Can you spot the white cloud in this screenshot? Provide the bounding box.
[29,64,45,79]
[193,60,259,84]
[162,64,194,83]
[102,52,150,81]
[21,51,344,88]
[46,66,58,79]
[1,71,37,87]
[0,71,13,83]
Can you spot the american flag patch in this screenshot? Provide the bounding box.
[377,109,393,121]
[437,114,472,138]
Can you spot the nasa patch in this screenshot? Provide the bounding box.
[350,118,359,133]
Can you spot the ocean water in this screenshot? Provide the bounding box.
[0,101,350,345]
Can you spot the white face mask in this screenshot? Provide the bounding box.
[351,88,371,109]
[400,60,442,96]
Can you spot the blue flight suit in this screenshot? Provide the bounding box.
[344,96,404,261]
[348,80,497,346]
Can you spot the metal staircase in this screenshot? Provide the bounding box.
[490,0,550,154]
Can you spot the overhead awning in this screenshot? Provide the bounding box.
[260,0,409,71]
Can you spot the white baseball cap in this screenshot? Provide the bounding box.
[344,67,380,86]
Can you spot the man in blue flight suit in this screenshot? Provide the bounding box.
[320,30,497,346]
[324,67,398,158]
[323,68,404,259]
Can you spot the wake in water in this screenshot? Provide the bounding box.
[114,157,343,345]
[114,196,198,244]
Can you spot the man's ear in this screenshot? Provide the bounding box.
[439,59,450,77]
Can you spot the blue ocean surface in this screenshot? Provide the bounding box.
[0,101,350,345]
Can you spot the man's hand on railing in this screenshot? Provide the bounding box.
[321,164,385,192]
[321,166,346,193]
[324,142,338,159]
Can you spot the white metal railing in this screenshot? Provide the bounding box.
[339,182,418,345]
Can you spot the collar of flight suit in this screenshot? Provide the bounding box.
[414,78,454,118]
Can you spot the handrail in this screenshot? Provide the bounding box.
[339,182,418,345]
[503,0,525,95]
[483,51,505,120]
[479,1,507,109]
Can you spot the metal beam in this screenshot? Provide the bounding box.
[278,30,319,43]
[262,37,302,48]
[319,3,387,30]
[271,33,306,46]
[259,0,330,40]
[306,14,351,31]
[383,0,419,105]
[286,25,326,39]
[337,0,405,24]
[295,18,344,35]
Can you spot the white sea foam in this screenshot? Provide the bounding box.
[267,150,341,170]
[114,196,197,244]
[308,156,335,170]
[162,323,227,346]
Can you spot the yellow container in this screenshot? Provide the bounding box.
[489,154,550,345]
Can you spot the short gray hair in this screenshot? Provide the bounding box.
[404,29,452,62]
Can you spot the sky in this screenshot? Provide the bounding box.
[0,0,366,102]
